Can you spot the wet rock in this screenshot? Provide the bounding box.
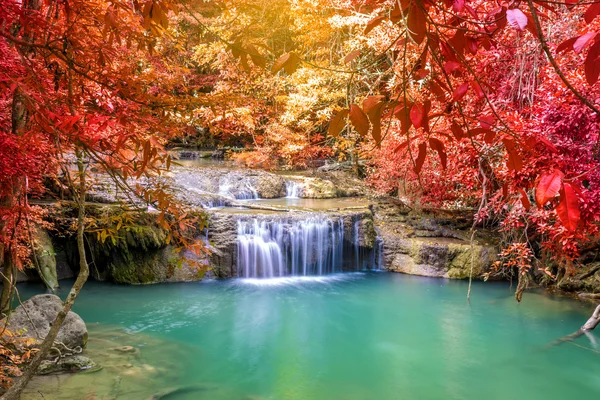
[61,207,207,284]
[3,294,87,349]
[372,199,498,279]
[557,262,600,294]
[37,355,98,375]
[31,227,59,291]
[171,167,286,201]
[387,237,496,279]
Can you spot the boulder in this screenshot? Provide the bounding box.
[3,294,87,349]
[38,355,98,375]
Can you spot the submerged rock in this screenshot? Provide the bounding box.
[3,294,87,349]
[38,355,98,375]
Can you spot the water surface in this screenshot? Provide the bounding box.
[19,273,600,399]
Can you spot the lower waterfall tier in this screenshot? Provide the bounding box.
[235,215,380,278]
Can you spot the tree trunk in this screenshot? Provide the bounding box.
[0,254,14,317]
[0,150,89,400]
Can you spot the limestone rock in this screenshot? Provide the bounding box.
[38,355,98,375]
[387,237,496,279]
[32,227,59,290]
[4,294,87,349]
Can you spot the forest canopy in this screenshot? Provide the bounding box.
[1,0,600,300]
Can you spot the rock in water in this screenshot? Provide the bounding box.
[37,355,98,375]
[3,294,87,349]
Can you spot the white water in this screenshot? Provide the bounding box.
[219,179,259,200]
[285,181,301,198]
[236,216,348,278]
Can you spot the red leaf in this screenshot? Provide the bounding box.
[502,138,523,171]
[365,16,386,35]
[407,3,427,44]
[506,8,528,31]
[394,141,409,153]
[478,114,494,129]
[444,61,460,74]
[428,138,447,169]
[585,2,600,24]
[453,0,465,12]
[414,142,427,174]
[519,188,531,210]
[470,81,485,99]
[452,83,469,102]
[585,40,600,85]
[349,104,370,136]
[451,122,464,140]
[556,37,578,54]
[535,169,564,206]
[328,109,349,137]
[393,105,413,133]
[556,183,581,231]
[574,32,596,54]
[410,103,425,129]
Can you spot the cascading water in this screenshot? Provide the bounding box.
[236,216,350,278]
[219,180,259,200]
[285,181,301,198]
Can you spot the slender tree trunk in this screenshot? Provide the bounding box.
[0,254,14,317]
[1,150,89,400]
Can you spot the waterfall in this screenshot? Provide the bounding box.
[219,180,259,200]
[236,216,347,278]
[285,181,301,198]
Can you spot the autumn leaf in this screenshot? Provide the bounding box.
[585,41,600,85]
[584,2,600,23]
[414,142,427,174]
[535,169,564,206]
[364,16,385,35]
[328,109,349,137]
[452,83,469,102]
[272,53,291,73]
[573,32,596,54]
[519,188,531,210]
[410,103,425,128]
[556,183,581,231]
[349,104,370,136]
[344,50,361,64]
[428,138,447,169]
[502,138,523,171]
[407,2,427,44]
[271,52,301,74]
[506,9,528,31]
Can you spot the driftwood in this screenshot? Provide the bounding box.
[550,304,600,346]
